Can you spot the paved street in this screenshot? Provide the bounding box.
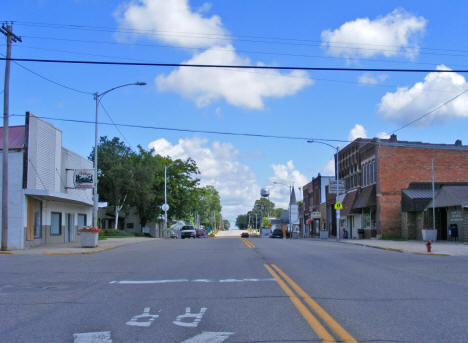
[2,237,468,342]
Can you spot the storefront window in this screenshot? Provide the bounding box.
[51,212,62,235]
[33,199,42,239]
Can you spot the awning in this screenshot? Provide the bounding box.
[24,189,93,206]
[341,190,359,216]
[426,186,468,208]
[401,189,433,212]
[352,184,376,211]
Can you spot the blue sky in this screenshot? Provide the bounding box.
[3,0,468,225]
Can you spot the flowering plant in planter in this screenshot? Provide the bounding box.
[78,227,102,233]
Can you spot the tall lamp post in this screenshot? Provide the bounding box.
[307,140,341,240]
[92,82,146,227]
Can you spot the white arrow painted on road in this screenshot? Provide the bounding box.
[180,331,234,343]
[73,331,112,343]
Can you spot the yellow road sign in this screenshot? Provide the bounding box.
[334,201,343,210]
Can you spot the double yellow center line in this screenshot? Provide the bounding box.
[265,264,358,343]
[241,238,255,248]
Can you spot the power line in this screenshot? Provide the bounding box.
[392,87,468,134]
[9,113,351,143]
[99,101,133,149]
[3,57,468,73]
[0,52,92,95]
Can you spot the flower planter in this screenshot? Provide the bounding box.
[320,231,329,239]
[422,229,437,242]
[80,231,99,248]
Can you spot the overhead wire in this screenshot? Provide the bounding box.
[3,57,468,73]
[99,101,134,149]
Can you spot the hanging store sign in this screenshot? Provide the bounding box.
[73,169,94,188]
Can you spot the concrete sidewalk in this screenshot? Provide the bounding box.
[341,239,468,256]
[0,237,158,255]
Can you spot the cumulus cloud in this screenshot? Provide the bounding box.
[148,137,259,223]
[115,0,228,48]
[349,124,368,141]
[117,0,312,110]
[321,159,335,176]
[377,131,391,139]
[378,65,468,125]
[359,73,388,85]
[156,45,312,109]
[267,160,307,208]
[321,9,426,59]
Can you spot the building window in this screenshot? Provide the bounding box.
[33,199,42,239]
[77,214,87,228]
[51,212,62,235]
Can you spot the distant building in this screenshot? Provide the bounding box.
[337,135,468,239]
[0,113,93,250]
[302,174,334,237]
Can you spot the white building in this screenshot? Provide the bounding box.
[0,112,93,250]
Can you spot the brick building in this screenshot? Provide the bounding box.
[302,174,334,237]
[337,135,468,239]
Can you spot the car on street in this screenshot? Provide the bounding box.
[241,232,249,238]
[180,225,197,239]
[170,230,178,239]
[196,228,208,238]
[270,228,289,238]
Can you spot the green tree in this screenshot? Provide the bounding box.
[235,214,248,229]
[90,136,135,229]
[261,217,269,228]
[223,219,230,230]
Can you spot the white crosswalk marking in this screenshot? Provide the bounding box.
[180,331,234,343]
[73,331,112,343]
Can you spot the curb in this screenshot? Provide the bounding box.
[344,242,452,256]
[0,251,14,255]
[43,245,116,256]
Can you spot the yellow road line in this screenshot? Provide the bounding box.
[264,264,336,343]
[241,238,255,248]
[43,246,116,255]
[272,264,358,343]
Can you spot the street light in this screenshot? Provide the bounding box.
[306,139,341,240]
[92,82,146,227]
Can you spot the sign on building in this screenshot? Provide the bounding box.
[311,211,321,219]
[73,169,94,188]
[289,204,299,224]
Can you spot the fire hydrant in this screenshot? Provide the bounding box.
[426,240,432,253]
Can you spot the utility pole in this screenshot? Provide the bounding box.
[1,23,21,251]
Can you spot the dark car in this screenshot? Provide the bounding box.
[241,232,249,238]
[270,229,289,238]
[180,225,197,239]
[196,228,208,238]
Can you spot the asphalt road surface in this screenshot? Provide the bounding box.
[1,236,468,342]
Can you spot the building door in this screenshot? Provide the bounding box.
[438,208,448,240]
[65,214,74,242]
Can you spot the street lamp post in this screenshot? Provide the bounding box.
[93,82,146,227]
[307,140,341,241]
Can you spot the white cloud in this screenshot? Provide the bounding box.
[267,160,307,208]
[156,45,312,110]
[321,159,335,176]
[115,0,228,48]
[148,137,259,223]
[378,65,468,125]
[359,73,388,85]
[321,9,426,59]
[349,124,368,141]
[117,0,312,110]
[377,131,391,139]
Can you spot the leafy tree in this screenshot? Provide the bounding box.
[261,217,269,227]
[90,137,134,229]
[223,219,230,230]
[235,214,248,229]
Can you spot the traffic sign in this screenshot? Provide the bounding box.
[161,203,169,212]
[334,201,343,210]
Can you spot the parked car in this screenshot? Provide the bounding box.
[241,232,249,238]
[170,230,178,239]
[180,225,197,239]
[270,229,289,238]
[196,228,208,238]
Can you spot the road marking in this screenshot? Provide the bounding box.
[271,264,358,343]
[126,307,159,327]
[181,331,234,343]
[265,264,336,343]
[173,307,207,327]
[73,331,112,343]
[110,278,274,284]
[241,238,255,248]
